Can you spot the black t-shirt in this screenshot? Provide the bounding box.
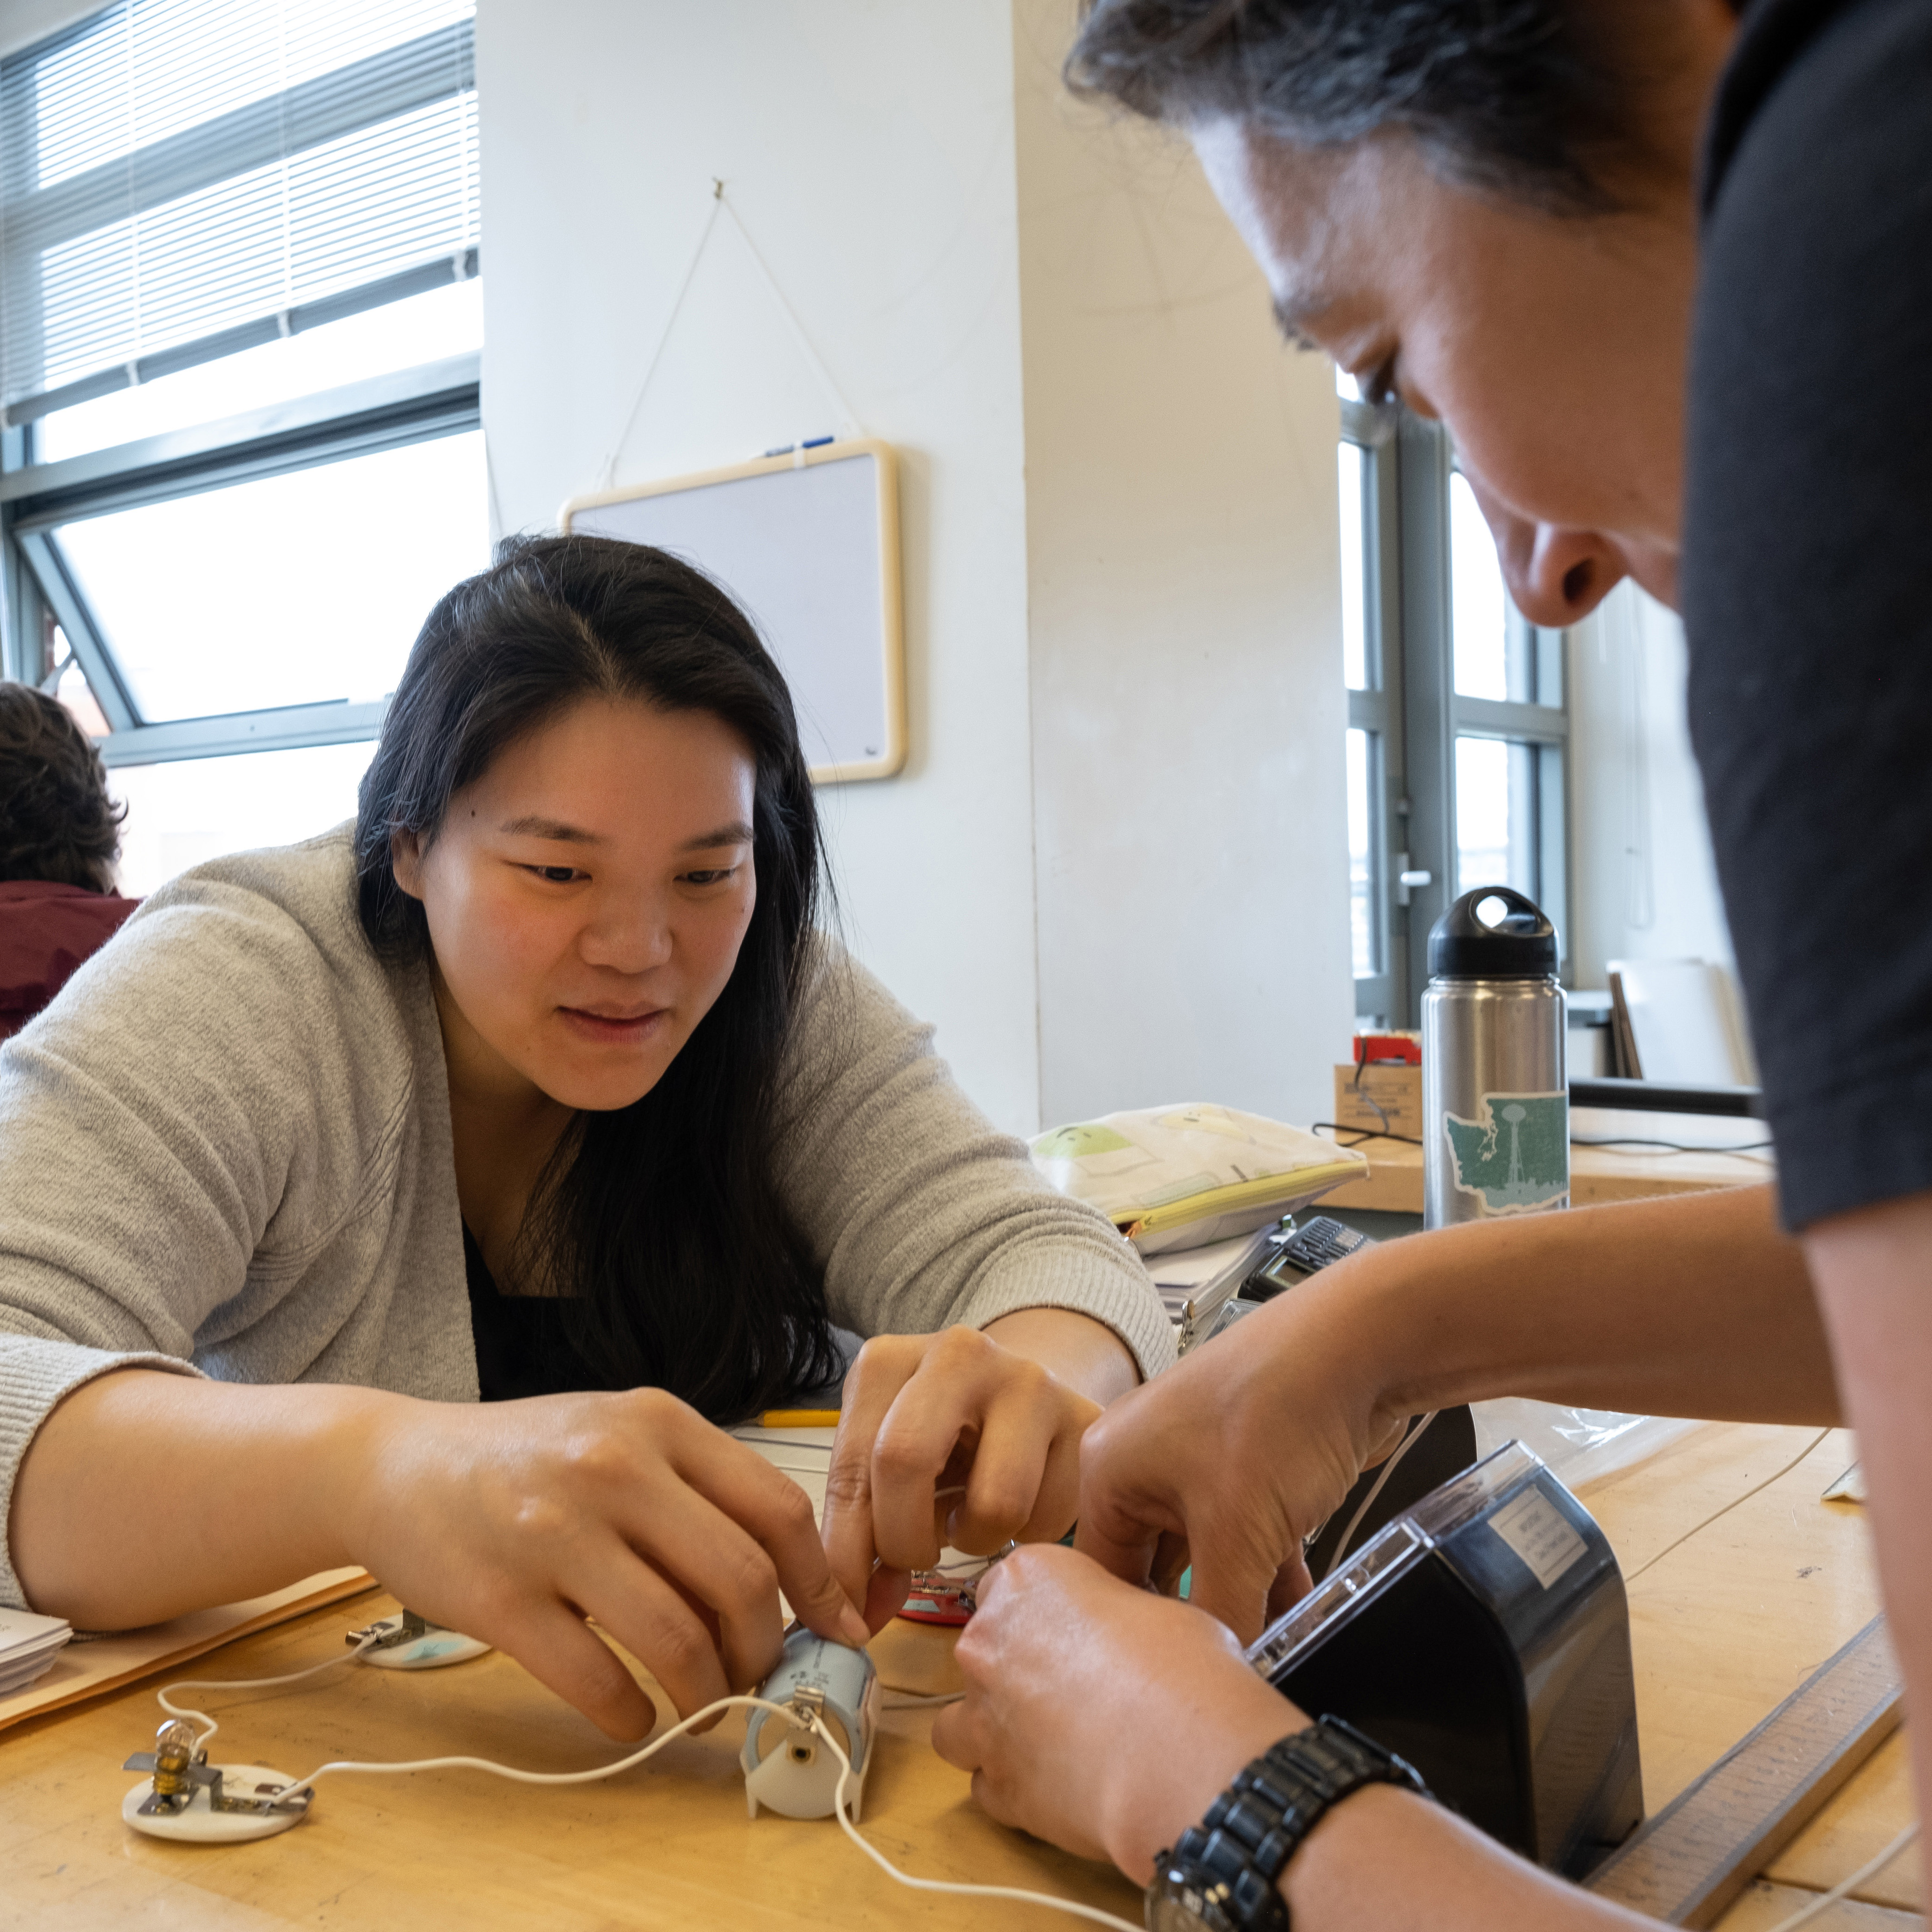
[462,1225,856,1408]
[463,1224,602,1401]
[1683,0,1932,1228]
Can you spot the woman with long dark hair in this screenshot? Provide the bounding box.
[934,3,1932,1927]
[0,535,1169,1738]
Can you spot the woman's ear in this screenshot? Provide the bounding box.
[390,828,428,901]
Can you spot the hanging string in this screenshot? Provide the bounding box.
[595,183,726,491]
[714,188,863,444]
[595,179,863,494]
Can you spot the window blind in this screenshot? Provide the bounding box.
[0,0,477,424]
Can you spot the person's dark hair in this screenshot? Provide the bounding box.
[1067,0,1672,213]
[0,680,124,891]
[355,534,840,1422]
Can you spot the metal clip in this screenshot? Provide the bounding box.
[348,1608,431,1651]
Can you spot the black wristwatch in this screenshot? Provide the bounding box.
[1144,1716,1431,1932]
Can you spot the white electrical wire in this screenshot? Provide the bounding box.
[158,1630,384,1753]
[815,1714,1142,1932]
[261,1690,797,1804]
[1319,1411,1441,1583]
[148,1615,1924,1932]
[1759,1821,1920,1932]
[147,1641,1136,1930]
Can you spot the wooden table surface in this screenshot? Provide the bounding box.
[1,1419,1907,1930]
[1325,1120,1777,1216]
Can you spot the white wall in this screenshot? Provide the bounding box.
[7,0,1373,1136]
[479,0,1355,1138]
[477,0,1046,1131]
[1012,0,1352,1128]
[1568,581,1738,984]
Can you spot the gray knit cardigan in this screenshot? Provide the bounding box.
[0,830,1171,1609]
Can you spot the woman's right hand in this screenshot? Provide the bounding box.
[342,1385,872,1739]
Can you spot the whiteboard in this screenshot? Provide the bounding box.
[560,439,905,783]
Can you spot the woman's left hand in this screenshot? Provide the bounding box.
[821,1322,1110,1629]
[931,1543,1302,1877]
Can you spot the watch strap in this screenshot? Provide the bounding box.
[1150,1716,1432,1932]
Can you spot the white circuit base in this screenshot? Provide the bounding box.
[122,1766,309,1843]
[359,1621,491,1671]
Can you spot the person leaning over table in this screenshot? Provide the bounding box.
[0,533,1172,1743]
[0,680,140,1040]
[932,2,1931,1927]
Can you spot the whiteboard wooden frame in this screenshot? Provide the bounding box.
[559,438,907,784]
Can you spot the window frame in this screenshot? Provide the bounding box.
[0,349,480,764]
[1340,402,1573,1025]
[1340,393,1406,1023]
[0,0,482,769]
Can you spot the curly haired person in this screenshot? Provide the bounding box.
[0,682,137,1041]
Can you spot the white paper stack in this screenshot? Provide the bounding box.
[1145,1222,1284,1351]
[0,1606,72,1697]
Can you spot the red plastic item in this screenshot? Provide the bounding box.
[1353,1031,1422,1067]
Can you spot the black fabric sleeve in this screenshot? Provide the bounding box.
[1683,0,1932,1229]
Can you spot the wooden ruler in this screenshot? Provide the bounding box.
[1585,1615,1903,1926]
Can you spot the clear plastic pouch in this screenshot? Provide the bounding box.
[1470,1399,1700,1492]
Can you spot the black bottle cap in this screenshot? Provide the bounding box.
[1428,886,1558,980]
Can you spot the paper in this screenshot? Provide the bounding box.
[1488,1486,1587,1590]
[734,1423,837,1521]
[0,1566,374,1734]
[1031,1103,1364,1256]
[0,1606,71,1695]
[1145,1225,1279,1350]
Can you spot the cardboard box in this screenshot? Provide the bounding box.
[1333,1061,1423,1138]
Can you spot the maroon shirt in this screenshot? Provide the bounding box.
[0,879,140,1040]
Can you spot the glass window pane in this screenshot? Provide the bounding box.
[1335,366,1360,401]
[1456,735,1533,897]
[110,741,378,897]
[33,280,483,465]
[1449,471,1508,700]
[1347,726,1378,977]
[53,646,111,739]
[51,429,489,723]
[1338,442,1368,690]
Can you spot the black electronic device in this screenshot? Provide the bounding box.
[1242,1214,1372,1301]
[1247,1441,1643,1879]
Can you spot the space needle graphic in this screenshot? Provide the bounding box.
[1502,1103,1527,1193]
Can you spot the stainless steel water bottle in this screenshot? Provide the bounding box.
[1422,887,1567,1229]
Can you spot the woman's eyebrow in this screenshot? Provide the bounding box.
[679,821,755,851]
[499,814,602,842]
